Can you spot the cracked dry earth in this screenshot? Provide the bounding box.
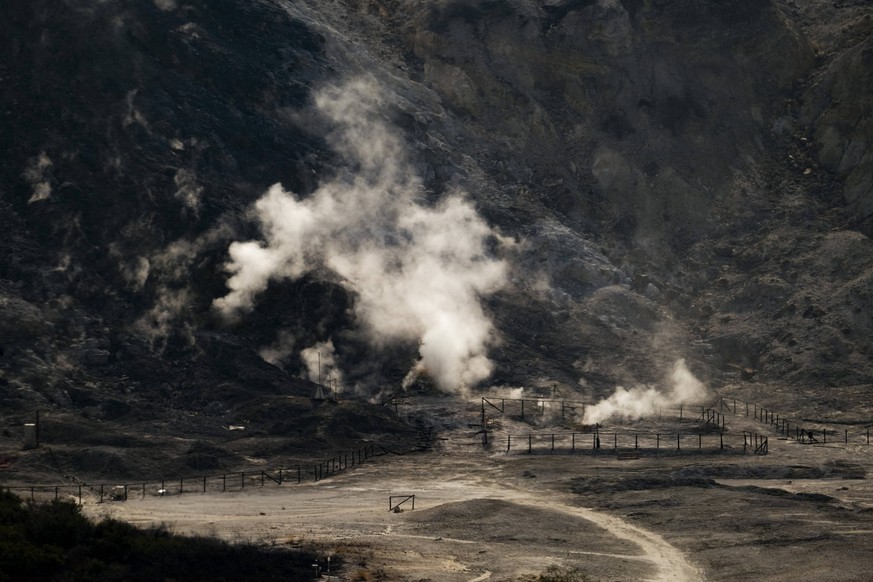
[89,397,873,581]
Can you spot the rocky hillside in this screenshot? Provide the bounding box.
[1,0,872,441]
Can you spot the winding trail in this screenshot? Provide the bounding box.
[87,398,702,581]
[512,495,701,582]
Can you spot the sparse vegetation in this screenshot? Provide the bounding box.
[0,490,328,581]
[537,564,594,582]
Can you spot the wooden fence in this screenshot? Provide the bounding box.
[501,430,768,455]
[2,443,379,505]
[714,396,873,446]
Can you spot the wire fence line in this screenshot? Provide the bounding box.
[500,430,768,456]
[713,396,873,446]
[2,443,381,506]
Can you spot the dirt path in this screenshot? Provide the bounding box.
[89,453,701,581]
[502,494,701,582]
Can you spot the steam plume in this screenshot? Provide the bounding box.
[300,339,344,393]
[214,79,507,392]
[582,359,708,424]
[259,329,297,368]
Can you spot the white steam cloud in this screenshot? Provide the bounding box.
[173,168,203,214]
[300,339,344,393]
[24,151,53,204]
[213,79,507,392]
[582,359,709,425]
[259,329,297,368]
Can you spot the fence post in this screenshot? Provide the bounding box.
[180,478,184,495]
[54,486,58,501]
[528,434,532,454]
[614,433,617,451]
[551,434,555,452]
[142,483,145,499]
[571,433,574,452]
[677,433,681,451]
[635,434,638,449]
[508,434,511,453]
[298,466,301,484]
[241,472,245,489]
[823,430,827,444]
[656,434,660,449]
[698,434,702,449]
[733,399,737,414]
[99,485,103,503]
[222,474,226,492]
[79,484,82,505]
[868,430,870,445]
[279,469,283,484]
[845,430,848,444]
[521,399,525,419]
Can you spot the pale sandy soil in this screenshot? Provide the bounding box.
[87,397,873,581]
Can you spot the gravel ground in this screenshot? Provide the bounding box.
[86,397,873,581]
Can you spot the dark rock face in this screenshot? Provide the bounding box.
[0,0,872,446]
[803,36,873,224]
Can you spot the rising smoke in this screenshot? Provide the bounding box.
[214,79,508,393]
[582,359,709,424]
[300,339,345,393]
